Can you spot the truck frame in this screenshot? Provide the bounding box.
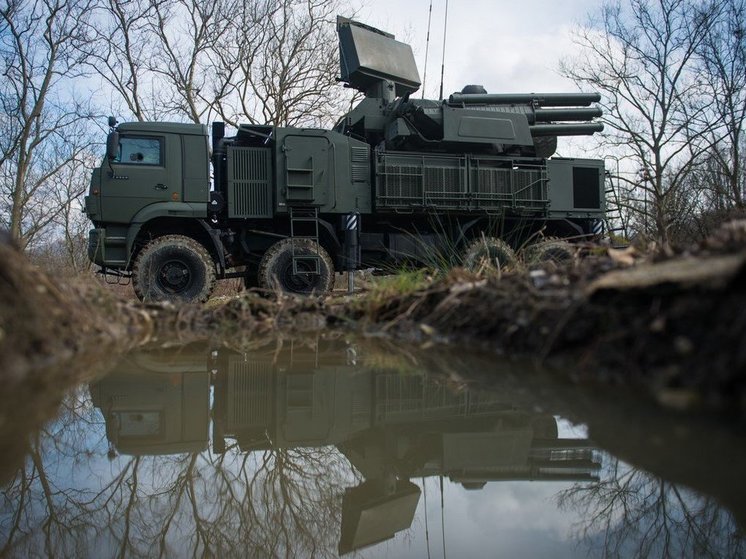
[85,17,606,302]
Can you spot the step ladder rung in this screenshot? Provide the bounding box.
[289,206,321,276]
[603,174,630,241]
[292,255,321,275]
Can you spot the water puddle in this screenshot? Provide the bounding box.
[1,335,744,557]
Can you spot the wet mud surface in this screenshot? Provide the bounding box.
[343,249,746,416]
[2,225,746,557]
[0,239,151,482]
[1,222,746,441]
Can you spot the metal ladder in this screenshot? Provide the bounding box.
[289,206,321,274]
[603,170,630,247]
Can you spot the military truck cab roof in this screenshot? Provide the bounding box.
[116,121,208,136]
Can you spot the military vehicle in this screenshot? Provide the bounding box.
[84,17,605,302]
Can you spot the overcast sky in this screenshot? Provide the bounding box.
[352,0,600,100]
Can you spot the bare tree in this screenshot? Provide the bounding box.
[562,0,718,245]
[0,0,96,248]
[147,0,232,124]
[696,0,746,210]
[1,434,350,557]
[557,459,745,558]
[87,0,353,127]
[212,0,350,128]
[81,0,157,121]
[51,151,97,272]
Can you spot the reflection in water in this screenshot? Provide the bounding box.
[557,461,745,558]
[0,337,743,558]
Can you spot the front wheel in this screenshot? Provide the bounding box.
[132,235,216,303]
[258,238,334,295]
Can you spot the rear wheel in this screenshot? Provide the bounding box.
[462,236,517,273]
[258,238,334,295]
[524,239,575,266]
[133,235,216,303]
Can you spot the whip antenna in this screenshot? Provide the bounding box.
[438,0,449,100]
[422,0,434,99]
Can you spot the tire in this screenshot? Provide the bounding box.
[524,239,575,266]
[462,236,517,273]
[132,235,216,303]
[258,238,334,295]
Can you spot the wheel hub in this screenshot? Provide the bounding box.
[282,262,319,293]
[158,260,191,292]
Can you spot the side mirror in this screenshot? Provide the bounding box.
[106,131,120,161]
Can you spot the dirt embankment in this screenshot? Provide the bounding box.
[0,236,155,480]
[331,222,746,416]
[2,221,746,439]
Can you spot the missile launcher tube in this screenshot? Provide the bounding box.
[448,92,601,107]
[531,107,602,123]
[529,123,604,136]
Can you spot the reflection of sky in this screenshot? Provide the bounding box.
[361,478,591,559]
[360,416,594,558]
[2,390,601,558]
[3,384,743,558]
[556,418,588,439]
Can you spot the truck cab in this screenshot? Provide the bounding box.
[86,122,210,269]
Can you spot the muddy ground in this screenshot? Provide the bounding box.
[203,220,746,417]
[1,220,745,445]
[329,224,746,417]
[0,236,153,480]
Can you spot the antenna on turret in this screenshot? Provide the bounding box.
[422,0,434,99]
[438,0,449,100]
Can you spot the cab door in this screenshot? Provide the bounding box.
[100,133,182,224]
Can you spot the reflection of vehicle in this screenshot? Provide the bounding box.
[84,17,605,301]
[90,346,210,455]
[91,341,599,554]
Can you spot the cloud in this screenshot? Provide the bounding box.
[354,0,599,98]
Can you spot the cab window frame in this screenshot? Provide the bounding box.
[112,135,165,167]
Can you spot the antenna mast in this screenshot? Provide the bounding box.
[422,0,434,99]
[438,0,450,100]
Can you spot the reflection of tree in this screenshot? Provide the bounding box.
[0,391,356,558]
[556,458,744,558]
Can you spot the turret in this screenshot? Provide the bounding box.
[336,18,604,158]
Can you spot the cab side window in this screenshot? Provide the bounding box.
[114,137,163,166]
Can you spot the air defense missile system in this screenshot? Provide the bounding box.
[84,17,606,302]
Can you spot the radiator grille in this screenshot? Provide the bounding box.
[227,147,272,218]
[351,145,370,183]
[225,360,272,429]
